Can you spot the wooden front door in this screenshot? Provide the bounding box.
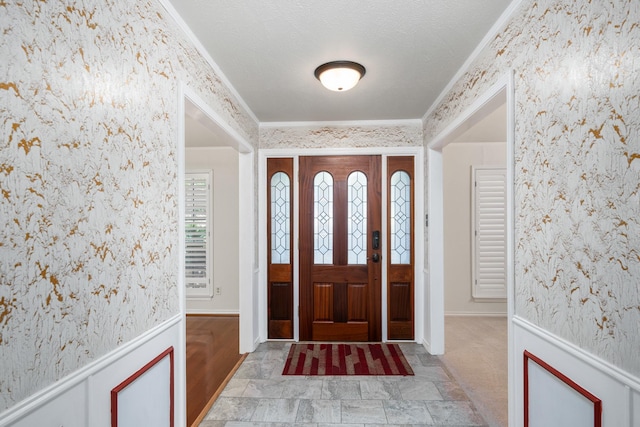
[299,156,382,341]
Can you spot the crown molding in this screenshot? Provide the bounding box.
[156,0,260,125]
[259,118,423,130]
[422,0,524,123]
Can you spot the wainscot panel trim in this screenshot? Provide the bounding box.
[0,314,183,426]
[513,316,640,390]
[513,315,640,427]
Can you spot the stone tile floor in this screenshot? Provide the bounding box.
[198,342,488,427]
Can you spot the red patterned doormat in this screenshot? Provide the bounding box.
[282,343,414,376]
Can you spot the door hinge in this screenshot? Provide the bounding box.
[425,214,428,227]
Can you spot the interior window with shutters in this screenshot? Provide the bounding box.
[185,171,213,298]
[472,166,507,299]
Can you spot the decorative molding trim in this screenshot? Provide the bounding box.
[421,0,524,122]
[111,347,175,427]
[524,350,602,427]
[260,146,424,158]
[260,118,424,129]
[0,314,182,425]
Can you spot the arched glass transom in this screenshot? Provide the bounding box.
[313,171,333,264]
[347,171,367,264]
[390,171,411,264]
[270,172,290,264]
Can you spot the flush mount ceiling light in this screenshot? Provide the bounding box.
[314,61,366,92]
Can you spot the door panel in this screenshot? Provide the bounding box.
[348,283,368,321]
[300,155,382,341]
[266,158,294,339]
[387,156,415,340]
[313,283,333,321]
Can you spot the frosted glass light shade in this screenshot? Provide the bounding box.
[314,61,366,92]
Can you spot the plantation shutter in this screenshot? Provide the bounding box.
[185,171,212,298]
[472,166,507,299]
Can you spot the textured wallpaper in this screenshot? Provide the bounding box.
[425,0,640,375]
[0,0,257,411]
[260,121,423,149]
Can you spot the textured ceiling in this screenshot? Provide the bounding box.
[169,0,513,123]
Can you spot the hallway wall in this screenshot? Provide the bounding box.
[424,0,640,425]
[0,0,257,422]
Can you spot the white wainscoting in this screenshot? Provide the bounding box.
[0,315,184,427]
[513,316,640,427]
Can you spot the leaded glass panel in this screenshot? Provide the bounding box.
[313,171,333,264]
[391,171,411,264]
[270,172,290,264]
[347,171,367,264]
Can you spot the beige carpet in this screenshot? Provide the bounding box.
[441,316,508,427]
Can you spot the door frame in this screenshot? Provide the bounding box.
[178,84,257,357]
[259,146,424,343]
[425,71,515,425]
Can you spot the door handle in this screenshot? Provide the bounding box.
[368,253,381,263]
[372,230,380,250]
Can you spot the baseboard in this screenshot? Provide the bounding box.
[186,312,239,317]
[186,309,239,315]
[445,311,508,317]
[421,338,439,355]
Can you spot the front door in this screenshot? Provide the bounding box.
[299,156,382,341]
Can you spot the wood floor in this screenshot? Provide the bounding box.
[186,315,243,427]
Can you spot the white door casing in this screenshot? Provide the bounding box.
[258,147,425,344]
